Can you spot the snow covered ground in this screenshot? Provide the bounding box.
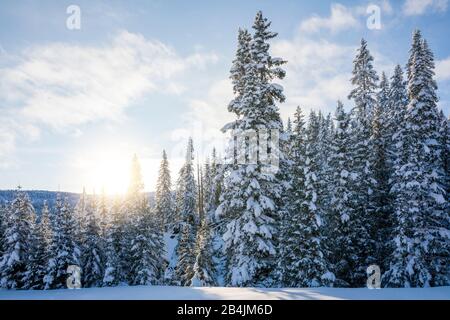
[0,286,449,300]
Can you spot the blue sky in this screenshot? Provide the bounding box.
[1,0,449,193]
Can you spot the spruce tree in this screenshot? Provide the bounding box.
[294,111,335,287]
[327,101,355,287]
[81,196,104,287]
[190,217,216,287]
[228,28,252,118]
[385,66,408,278]
[347,38,379,286]
[440,112,450,198]
[174,138,198,286]
[383,30,449,287]
[208,148,226,285]
[121,154,166,286]
[216,11,287,287]
[209,148,223,217]
[23,201,52,289]
[74,188,87,252]
[102,198,123,286]
[279,106,306,287]
[119,154,147,283]
[155,150,174,231]
[0,202,7,259]
[97,191,109,240]
[201,159,213,218]
[371,71,393,269]
[387,65,408,171]
[44,195,81,289]
[130,206,165,286]
[0,189,35,289]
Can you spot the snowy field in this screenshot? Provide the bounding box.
[0,286,449,300]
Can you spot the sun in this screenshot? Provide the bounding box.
[79,149,132,195]
[88,158,130,195]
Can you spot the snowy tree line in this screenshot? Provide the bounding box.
[0,155,166,289]
[0,11,448,290]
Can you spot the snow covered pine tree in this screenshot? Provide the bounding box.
[174,138,198,286]
[155,150,174,231]
[0,188,35,289]
[347,38,379,286]
[383,30,449,288]
[216,11,287,287]
[44,195,81,289]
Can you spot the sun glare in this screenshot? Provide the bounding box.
[88,159,130,195]
[78,149,132,196]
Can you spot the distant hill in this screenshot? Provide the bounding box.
[0,190,156,213]
[0,190,80,213]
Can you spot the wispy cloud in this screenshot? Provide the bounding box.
[0,30,218,166]
[272,35,356,116]
[299,3,360,34]
[170,79,234,161]
[436,56,450,81]
[403,0,448,16]
[0,122,16,169]
[180,4,399,142]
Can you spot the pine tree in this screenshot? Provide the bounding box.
[216,11,287,287]
[209,148,224,222]
[102,197,122,287]
[440,112,450,198]
[228,28,252,118]
[279,106,306,287]
[387,65,408,171]
[23,201,52,289]
[190,217,216,287]
[44,195,81,289]
[294,111,335,287]
[119,154,147,283]
[81,196,104,287]
[0,202,7,259]
[130,206,165,286]
[383,30,449,287]
[201,159,213,218]
[0,188,35,289]
[327,101,355,287]
[385,66,408,279]
[155,150,174,231]
[316,111,334,230]
[97,190,109,240]
[208,148,226,286]
[174,138,198,286]
[124,154,165,286]
[347,38,379,286]
[74,188,87,251]
[371,71,394,270]
[175,138,197,229]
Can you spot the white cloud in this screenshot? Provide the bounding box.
[0,123,16,169]
[403,0,448,16]
[272,36,356,117]
[300,4,359,34]
[177,29,363,149]
[436,56,450,81]
[0,31,218,166]
[179,10,399,148]
[169,79,234,161]
[0,31,217,129]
